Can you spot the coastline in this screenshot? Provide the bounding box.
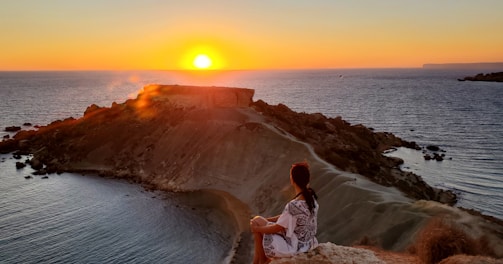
[2,84,503,261]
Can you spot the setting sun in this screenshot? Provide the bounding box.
[193,54,212,69]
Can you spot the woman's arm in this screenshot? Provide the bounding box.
[251,223,285,234]
[266,215,280,222]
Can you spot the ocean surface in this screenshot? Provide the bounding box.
[1,69,502,263]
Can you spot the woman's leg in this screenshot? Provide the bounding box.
[251,216,270,264]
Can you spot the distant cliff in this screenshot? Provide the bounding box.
[423,62,503,70]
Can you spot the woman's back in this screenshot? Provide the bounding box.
[287,199,318,250]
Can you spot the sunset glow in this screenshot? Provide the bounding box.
[193,54,212,69]
[0,1,502,70]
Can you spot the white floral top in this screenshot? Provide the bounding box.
[263,199,318,258]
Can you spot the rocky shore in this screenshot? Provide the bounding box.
[1,84,502,263]
[458,72,503,82]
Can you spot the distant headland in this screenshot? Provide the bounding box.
[423,62,503,70]
[458,72,503,82]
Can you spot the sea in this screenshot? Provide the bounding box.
[0,69,502,263]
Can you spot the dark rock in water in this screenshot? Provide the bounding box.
[460,72,503,82]
[426,145,440,151]
[24,175,33,179]
[2,135,9,139]
[16,162,26,169]
[409,141,421,150]
[14,150,30,156]
[41,176,49,179]
[13,154,22,160]
[33,169,47,176]
[433,153,444,161]
[23,123,32,126]
[5,126,21,132]
[30,158,43,170]
[423,145,447,161]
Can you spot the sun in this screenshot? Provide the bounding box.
[193,54,213,69]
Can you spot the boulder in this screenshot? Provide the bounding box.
[426,145,440,151]
[15,162,26,169]
[5,126,21,132]
[84,104,103,117]
[439,254,503,264]
[269,243,385,264]
[34,169,48,176]
[29,158,43,170]
[433,153,444,161]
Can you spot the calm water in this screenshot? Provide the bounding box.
[0,155,235,263]
[1,69,502,262]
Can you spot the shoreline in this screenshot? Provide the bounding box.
[156,188,252,264]
[203,189,254,264]
[385,147,503,222]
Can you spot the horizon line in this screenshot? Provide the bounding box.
[1,62,503,72]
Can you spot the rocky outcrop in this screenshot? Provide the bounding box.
[459,72,503,82]
[139,84,255,109]
[252,100,456,204]
[270,243,503,264]
[4,126,21,132]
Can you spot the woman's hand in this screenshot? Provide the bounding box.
[250,216,266,233]
[249,216,285,234]
[250,219,258,233]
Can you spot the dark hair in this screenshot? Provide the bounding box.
[291,162,318,213]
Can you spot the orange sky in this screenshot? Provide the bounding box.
[1,1,502,70]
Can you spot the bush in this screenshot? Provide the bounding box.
[414,217,477,264]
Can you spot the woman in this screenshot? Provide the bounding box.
[250,162,319,264]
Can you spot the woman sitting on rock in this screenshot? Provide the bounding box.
[250,162,319,264]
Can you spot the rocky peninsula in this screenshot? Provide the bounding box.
[1,85,502,263]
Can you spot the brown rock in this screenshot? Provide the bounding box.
[5,126,21,132]
[15,162,26,169]
[439,255,503,264]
